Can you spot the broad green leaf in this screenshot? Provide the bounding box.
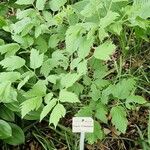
[40,98,57,121]
[77,60,87,75]
[49,0,67,11]
[47,75,59,84]
[35,26,42,38]
[12,17,32,35]
[0,43,20,55]
[94,41,116,60]
[0,56,25,71]
[21,96,42,118]
[65,25,83,54]
[95,103,108,123]
[30,49,44,69]
[41,59,58,77]
[111,106,128,133]
[4,123,25,145]
[12,35,34,49]
[48,34,60,48]
[78,36,94,59]
[0,82,12,103]
[126,95,146,109]
[24,80,47,98]
[0,72,21,83]
[80,3,96,18]
[76,106,93,117]
[98,28,108,42]
[59,90,80,103]
[16,0,34,5]
[44,93,53,104]
[108,22,122,35]
[35,36,48,53]
[60,73,80,88]
[90,84,101,101]
[68,82,84,96]
[100,11,119,28]
[0,83,17,103]
[36,0,46,10]
[16,8,36,19]
[21,23,33,36]
[112,78,136,99]
[17,75,30,90]
[70,58,81,70]
[0,106,15,121]
[86,121,103,144]
[0,120,12,139]
[49,103,66,127]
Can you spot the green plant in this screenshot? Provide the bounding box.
[0,0,149,147]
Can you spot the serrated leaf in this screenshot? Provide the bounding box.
[76,106,93,117]
[78,36,94,58]
[126,95,146,109]
[30,49,44,69]
[0,120,12,139]
[12,17,32,35]
[16,8,36,19]
[36,0,46,10]
[41,59,58,77]
[59,90,80,103]
[98,28,108,42]
[24,80,47,98]
[47,75,59,84]
[94,41,116,60]
[100,11,119,28]
[49,0,67,11]
[95,103,108,123]
[108,22,122,35]
[48,34,60,48]
[0,72,20,83]
[0,56,25,71]
[21,96,42,118]
[0,43,20,55]
[40,98,57,121]
[86,121,104,144]
[77,60,87,75]
[16,0,34,5]
[49,103,66,128]
[17,75,30,90]
[44,93,53,104]
[111,106,128,133]
[112,78,136,99]
[70,58,81,70]
[68,82,84,96]
[60,73,80,88]
[35,36,48,53]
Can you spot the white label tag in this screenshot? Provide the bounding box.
[72,117,94,133]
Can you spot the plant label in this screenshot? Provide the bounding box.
[72,117,94,133]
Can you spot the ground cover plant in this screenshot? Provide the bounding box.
[0,0,149,149]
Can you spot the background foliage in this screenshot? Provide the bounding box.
[0,0,149,149]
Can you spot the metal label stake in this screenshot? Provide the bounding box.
[72,117,94,150]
